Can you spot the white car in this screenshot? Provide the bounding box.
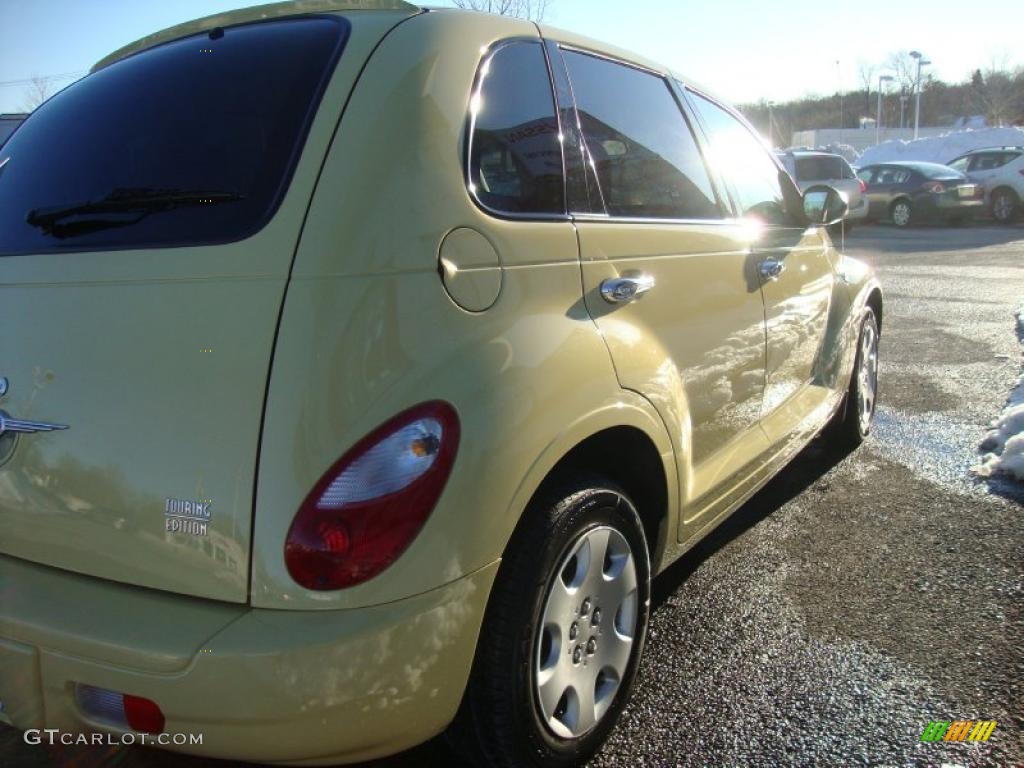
[777,150,869,232]
[947,146,1023,223]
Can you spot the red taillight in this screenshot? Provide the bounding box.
[123,695,166,734]
[285,401,460,590]
[858,178,867,194]
[923,181,946,194]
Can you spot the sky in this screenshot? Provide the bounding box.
[1,0,1021,114]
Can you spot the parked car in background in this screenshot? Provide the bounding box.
[855,161,985,227]
[947,146,1023,223]
[777,149,868,234]
[0,2,881,766]
[0,113,27,147]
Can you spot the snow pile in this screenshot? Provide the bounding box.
[973,302,1024,482]
[820,143,860,163]
[856,127,1024,168]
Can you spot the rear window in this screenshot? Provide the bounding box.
[793,155,850,181]
[0,17,348,256]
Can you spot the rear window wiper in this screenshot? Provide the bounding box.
[25,187,243,238]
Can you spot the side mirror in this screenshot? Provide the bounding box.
[803,184,849,226]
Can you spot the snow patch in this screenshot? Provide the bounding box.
[973,302,1024,482]
[856,127,1024,168]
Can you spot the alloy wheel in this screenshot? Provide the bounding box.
[892,201,911,227]
[992,192,1017,223]
[857,320,879,433]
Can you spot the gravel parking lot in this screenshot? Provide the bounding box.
[3,223,1022,768]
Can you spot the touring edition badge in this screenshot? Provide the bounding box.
[165,498,213,537]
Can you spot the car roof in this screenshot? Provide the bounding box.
[959,146,1024,155]
[866,161,952,172]
[779,150,844,158]
[92,0,420,72]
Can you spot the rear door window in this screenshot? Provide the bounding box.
[561,50,720,220]
[0,17,348,256]
[468,42,565,216]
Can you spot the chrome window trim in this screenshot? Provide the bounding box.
[556,43,665,79]
[571,213,744,227]
[463,37,571,223]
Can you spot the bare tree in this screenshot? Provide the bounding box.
[884,51,918,95]
[972,60,1019,126]
[22,75,53,111]
[450,0,552,21]
[857,61,876,116]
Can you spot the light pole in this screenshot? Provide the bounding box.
[836,60,843,145]
[766,100,775,147]
[876,74,893,144]
[910,51,931,139]
[899,93,908,129]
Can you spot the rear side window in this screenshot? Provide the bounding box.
[561,51,720,220]
[0,17,348,256]
[875,167,911,184]
[468,42,565,216]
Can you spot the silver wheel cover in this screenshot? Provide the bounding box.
[534,525,639,739]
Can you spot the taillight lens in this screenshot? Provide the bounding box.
[923,181,946,194]
[285,401,460,590]
[858,178,867,193]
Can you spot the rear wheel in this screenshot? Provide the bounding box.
[991,188,1020,223]
[890,199,913,227]
[449,477,651,768]
[828,308,879,447]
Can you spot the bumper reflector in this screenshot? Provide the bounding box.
[74,683,165,733]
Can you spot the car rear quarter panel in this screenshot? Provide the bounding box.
[250,10,677,610]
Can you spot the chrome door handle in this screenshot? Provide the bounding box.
[758,259,784,281]
[600,274,655,304]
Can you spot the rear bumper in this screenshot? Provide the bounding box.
[920,195,985,216]
[0,555,498,765]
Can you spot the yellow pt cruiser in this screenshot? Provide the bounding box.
[0,1,882,765]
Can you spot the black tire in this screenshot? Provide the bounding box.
[448,476,651,768]
[990,188,1020,224]
[828,308,879,448]
[890,198,913,227]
